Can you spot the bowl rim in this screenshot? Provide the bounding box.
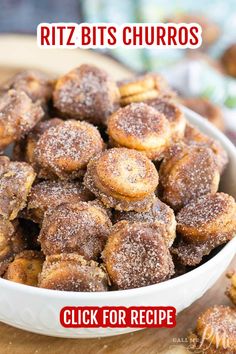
[0,237,236,299]
[0,107,236,299]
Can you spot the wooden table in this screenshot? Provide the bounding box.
[1,257,235,354]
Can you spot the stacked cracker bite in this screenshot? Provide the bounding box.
[186,272,236,353]
[0,65,235,292]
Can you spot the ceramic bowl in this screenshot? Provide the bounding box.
[0,107,235,338]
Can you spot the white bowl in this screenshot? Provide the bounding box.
[0,107,235,338]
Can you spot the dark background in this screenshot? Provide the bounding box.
[0,0,82,33]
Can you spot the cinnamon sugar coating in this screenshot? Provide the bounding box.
[107,103,172,160]
[39,202,112,260]
[84,148,159,212]
[33,120,104,180]
[4,250,44,286]
[38,253,109,291]
[146,97,186,141]
[0,157,36,220]
[27,180,94,224]
[118,73,175,106]
[0,70,54,103]
[176,193,236,244]
[103,221,174,290]
[0,89,44,151]
[0,219,27,276]
[0,65,235,292]
[184,124,228,174]
[159,145,220,211]
[171,237,223,266]
[196,306,236,351]
[182,97,225,131]
[53,64,120,125]
[13,118,63,163]
[0,155,10,173]
[113,197,176,247]
[226,271,236,306]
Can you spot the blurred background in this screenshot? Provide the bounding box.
[0,0,235,141]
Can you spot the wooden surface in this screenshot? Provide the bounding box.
[0,35,235,354]
[0,35,133,80]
